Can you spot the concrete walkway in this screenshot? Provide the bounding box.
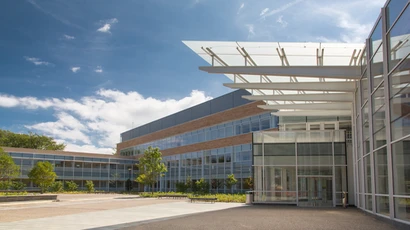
[0,199,243,230]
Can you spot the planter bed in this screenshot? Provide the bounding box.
[0,194,57,202]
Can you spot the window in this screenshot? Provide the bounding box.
[261,119,270,130]
[242,123,250,134]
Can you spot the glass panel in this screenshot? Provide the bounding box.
[389,58,410,141]
[372,83,385,113]
[334,143,346,165]
[298,177,333,207]
[362,102,370,144]
[374,147,388,194]
[371,45,384,91]
[370,18,382,58]
[365,195,373,211]
[364,155,372,193]
[387,0,409,29]
[393,137,410,195]
[261,119,270,130]
[373,105,386,149]
[376,196,389,216]
[335,166,347,193]
[297,143,333,166]
[395,197,410,222]
[298,166,332,176]
[388,4,410,71]
[361,49,367,73]
[361,73,368,104]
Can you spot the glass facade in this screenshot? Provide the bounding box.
[121,112,275,156]
[8,151,138,191]
[253,130,347,207]
[354,0,410,224]
[157,144,252,192]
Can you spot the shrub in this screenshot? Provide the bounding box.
[225,174,238,191]
[65,181,78,191]
[195,178,210,194]
[0,181,12,190]
[85,180,94,193]
[10,181,25,190]
[138,192,245,203]
[50,181,64,192]
[175,181,188,193]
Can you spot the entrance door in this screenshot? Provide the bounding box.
[298,177,333,207]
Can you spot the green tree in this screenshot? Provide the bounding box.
[0,147,20,182]
[85,180,95,193]
[0,129,65,150]
[65,181,78,191]
[136,146,167,194]
[225,174,238,193]
[11,181,25,190]
[28,161,57,193]
[50,181,64,192]
[244,176,253,190]
[195,178,210,194]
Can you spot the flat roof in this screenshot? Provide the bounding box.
[184,41,365,117]
[2,146,131,159]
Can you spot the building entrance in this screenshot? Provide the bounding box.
[298,176,333,207]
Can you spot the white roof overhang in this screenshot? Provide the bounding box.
[183,41,365,117]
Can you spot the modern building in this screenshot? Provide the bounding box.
[2,147,138,191]
[2,0,408,226]
[179,0,410,225]
[117,89,279,192]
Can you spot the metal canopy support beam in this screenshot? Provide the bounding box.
[242,93,354,102]
[271,110,352,116]
[258,102,352,110]
[199,66,361,79]
[224,82,356,92]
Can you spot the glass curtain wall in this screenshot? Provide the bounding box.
[158,143,252,193]
[253,130,347,207]
[354,0,410,224]
[8,152,137,192]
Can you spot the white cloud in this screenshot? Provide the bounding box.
[0,89,212,154]
[237,3,245,14]
[276,15,288,27]
[63,34,75,40]
[260,8,269,16]
[97,18,118,33]
[316,8,371,43]
[95,66,103,73]
[262,0,304,19]
[245,24,255,38]
[235,0,383,42]
[24,56,51,66]
[71,67,80,73]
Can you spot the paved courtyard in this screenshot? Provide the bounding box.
[0,194,407,230]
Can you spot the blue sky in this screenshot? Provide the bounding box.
[0,0,384,153]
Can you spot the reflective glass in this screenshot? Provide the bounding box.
[370,18,382,58]
[388,4,410,72]
[361,73,368,103]
[364,155,372,193]
[393,137,410,195]
[389,57,410,141]
[395,197,410,222]
[387,0,409,29]
[374,147,388,194]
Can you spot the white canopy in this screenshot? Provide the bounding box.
[183,41,365,116]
